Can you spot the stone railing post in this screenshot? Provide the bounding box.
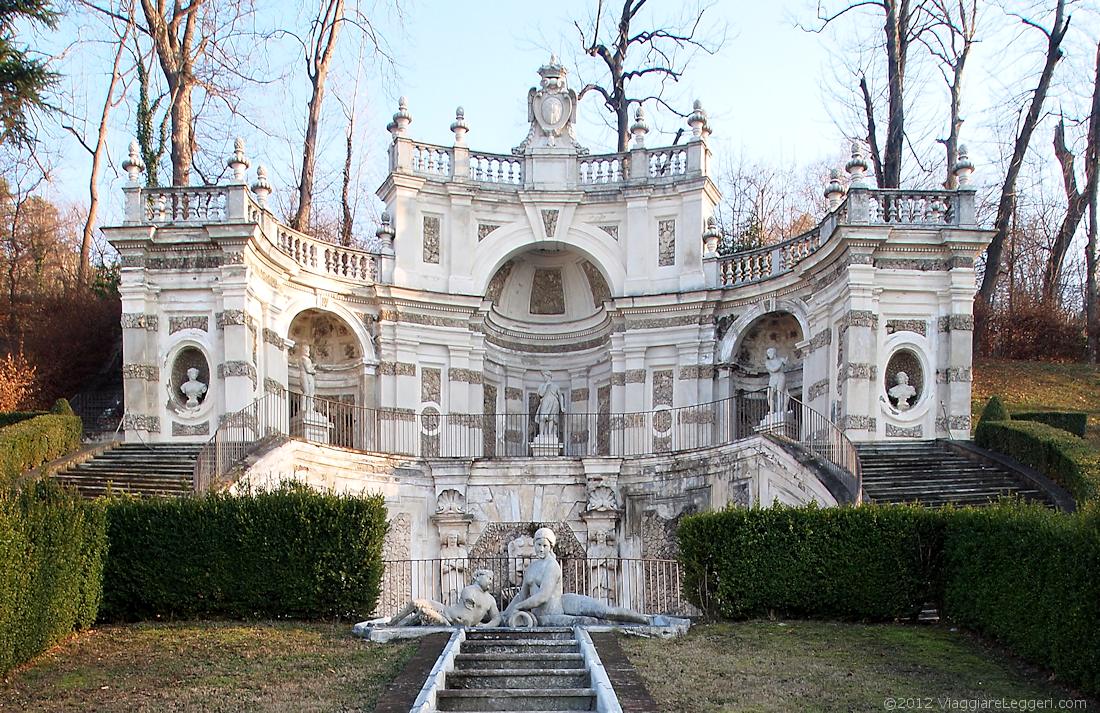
[955,188,977,227]
[846,188,870,224]
[629,147,648,181]
[123,186,144,224]
[391,137,414,174]
[703,256,718,287]
[225,184,249,222]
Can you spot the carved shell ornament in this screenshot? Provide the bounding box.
[586,485,619,512]
[436,489,466,514]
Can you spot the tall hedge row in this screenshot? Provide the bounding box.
[944,504,1100,696]
[100,485,389,621]
[1011,411,1089,438]
[975,418,1100,502]
[679,504,943,621]
[0,412,83,489]
[680,503,1100,696]
[0,481,107,674]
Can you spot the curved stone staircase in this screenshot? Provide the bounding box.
[52,443,200,498]
[856,440,1058,507]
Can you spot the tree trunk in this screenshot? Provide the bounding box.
[293,73,326,231]
[1088,189,1098,363]
[975,0,1067,340]
[881,0,907,188]
[168,79,193,187]
[340,113,353,247]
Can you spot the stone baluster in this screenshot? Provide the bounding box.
[121,140,146,223]
[824,168,845,212]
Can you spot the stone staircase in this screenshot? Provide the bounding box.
[52,443,200,498]
[856,440,1055,507]
[435,627,597,712]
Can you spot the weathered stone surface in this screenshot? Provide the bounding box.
[886,319,927,337]
[449,368,482,384]
[122,363,159,381]
[123,413,161,432]
[938,315,975,332]
[421,367,441,402]
[652,370,673,406]
[678,365,715,380]
[379,361,417,376]
[477,223,500,241]
[807,378,830,401]
[599,224,619,239]
[658,219,676,266]
[806,329,832,353]
[423,215,441,264]
[886,423,922,438]
[169,315,208,333]
[581,259,612,307]
[216,309,247,328]
[121,313,159,330]
[172,421,210,436]
[841,310,878,329]
[625,369,646,384]
[541,209,559,237]
[530,267,565,315]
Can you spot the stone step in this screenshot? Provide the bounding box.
[464,628,574,641]
[453,653,586,671]
[435,688,596,711]
[459,640,580,655]
[446,668,590,690]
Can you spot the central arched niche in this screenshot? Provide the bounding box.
[731,311,805,397]
[287,309,364,398]
[486,249,611,324]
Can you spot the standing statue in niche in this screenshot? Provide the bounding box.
[180,367,207,409]
[298,344,325,412]
[765,347,789,415]
[535,370,564,440]
[501,527,660,628]
[888,371,917,411]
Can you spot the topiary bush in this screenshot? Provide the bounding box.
[0,480,107,675]
[977,395,1008,427]
[50,398,74,416]
[0,412,43,428]
[100,484,389,621]
[944,502,1100,696]
[975,418,1100,503]
[1011,411,1088,438]
[679,504,945,621]
[0,412,83,489]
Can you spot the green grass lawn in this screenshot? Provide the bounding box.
[0,621,413,713]
[624,621,1095,713]
[973,358,1100,447]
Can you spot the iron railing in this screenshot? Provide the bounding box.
[374,556,693,620]
[192,389,862,502]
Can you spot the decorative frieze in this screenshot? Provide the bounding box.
[625,369,647,384]
[504,387,523,401]
[423,215,441,264]
[262,328,285,348]
[421,367,441,403]
[218,360,257,388]
[839,415,875,431]
[657,219,676,267]
[541,209,559,237]
[842,362,877,381]
[678,365,715,380]
[122,363,159,381]
[807,378,830,401]
[216,309,247,328]
[886,423,923,438]
[847,253,874,265]
[679,409,715,425]
[477,223,500,241]
[571,387,590,402]
[806,329,832,353]
[624,315,701,330]
[121,254,145,268]
[379,361,417,376]
[950,415,972,430]
[169,315,208,334]
[121,313,159,331]
[652,370,673,406]
[840,310,878,329]
[449,368,482,384]
[263,377,286,395]
[874,258,949,271]
[610,373,625,386]
[886,319,927,337]
[172,421,210,437]
[948,256,975,269]
[937,315,974,332]
[146,254,223,270]
[580,260,612,307]
[937,367,972,383]
[378,309,470,330]
[486,260,514,305]
[530,267,566,315]
[122,413,161,433]
[599,225,619,240]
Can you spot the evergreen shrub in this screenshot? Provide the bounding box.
[679,504,944,621]
[0,412,83,489]
[101,485,388,621]
[975,419,1100,502]
[1011,411,1088,438]
[0,481,107,674]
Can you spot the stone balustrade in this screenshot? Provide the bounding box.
[579,154,628,185]
[411,143,453,178]
[713,187,976,288]
[646,148,687,178]
[142,187,229,223]
[469,151,523,184]
[274,223,379,282]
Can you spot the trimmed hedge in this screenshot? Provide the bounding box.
[679,504,944,621]
[1012,410,1088,438]
[100,485,388,621]
[975,418,1100,503]
[0,412,83,489]
[681,503,1100,696]
[0,481,107,674]
[0,412,43,428]
[944,503,1100,696]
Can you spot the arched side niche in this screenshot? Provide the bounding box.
[884,347,925,411]
[287,309,367,401]
[166,343,211,416]
[734,311,804,371]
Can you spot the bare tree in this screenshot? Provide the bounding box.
[1088,166,1099,363]
[63,0,136,284]
[807,0,938,188]
[574,0,722,152]
[976,0,1071,334]
[290,0,345,232]
[920,0,978,188]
